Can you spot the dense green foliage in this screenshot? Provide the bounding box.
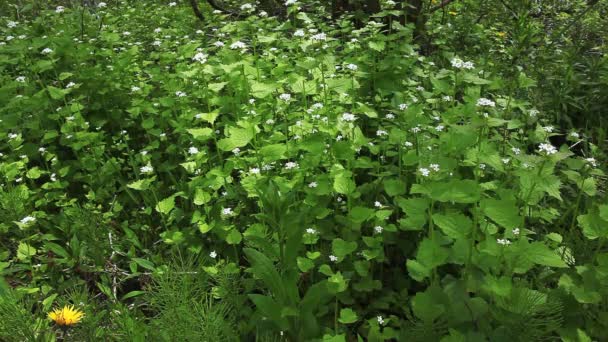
[1,0,607,340]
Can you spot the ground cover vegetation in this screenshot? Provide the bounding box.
[1,0,607,340]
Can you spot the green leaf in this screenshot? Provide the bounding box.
[433,213,472,239]
[349,206,374,223]
[127,177,155,191]
[226,229,243,245]
[155,195,176,214]
[481,198,522,229]
[297,257,314,272]
[332,239,357,259]
[47,86,67,100]
[338,308,358,324]
[193,188,211,205]
[333,172,356,195]
[217,127,254,151]
[259,144,287,161]
[17,242,37,261]
[187,128,213,141]
[132,258,155,271]
[428,180,481,203]
[384,178,406,197]
[368,40,386,52]
[416,238,449,269]
[525,242,568,268]
[411,287,445,322]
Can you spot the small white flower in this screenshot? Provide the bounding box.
[410,126,421,133]
[543,125,554,133]
[188,146,199,155]
[308,181,318,188]
[55,6,65,13]
[192,52,208,63]
[213,41,225,47]
[209,251,217,258]
[240,3,254,11]
[8,133,19,139]
[7,21,18,28]
[230,41,247,50]
[419,168,430,177]
[512,228,520,235]
[41,47,53,54]
[15,76,26,83]
[442,95,452,102]
[329,255,338,262]
[285,0,298,5]
[570,132,580,139]
[497,238,512,246]
[98,2,107,8]
[131,86,141,92]
[346,63,358,71]
[311,33,327,41]
[20,216,36,225]
[122,31,131,36]
[404,141,413,147]
[168,2,177,7]
[538,143,557,155]
[284,161,299,170]
[585,157,597,167]
[249,167,260,174]
[479,163,486,170]
[294,29,305,37]
[342,112,356,122]
[374,201,382,208]
[377,316,385,325]
[430,163,440,172]
[529,109,539,117]
[140,163,154,174]
[435,125,444,132]
[232,148,241,156]
[175,91,187,97]
[376,130,388,137]
[374,226,383,234]
[385,113,395,119]
[265,119,275,125]
[66,82,76,88]
[306,228,317,234]
[399,103,408,111]
[476,98,495,107]
[511,147,521,155]
[279,93,291,102]
[38,147,46,153]
[222,207,234,216]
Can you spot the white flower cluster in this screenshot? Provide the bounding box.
[230,41,247,50]
[476,98,495,107]
[538,143,557,155]
[342,112,356,122]
[240,3,255,11]
[192,52,208,63]
[140,163,154,174]
[311,33,326,41]
[497,238,511,245]
[451,57,474,70]
[419,164,440,177]
[20,216,36,225]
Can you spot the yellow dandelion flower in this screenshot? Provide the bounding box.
[449,11,458,16]
[48,305,84,326]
